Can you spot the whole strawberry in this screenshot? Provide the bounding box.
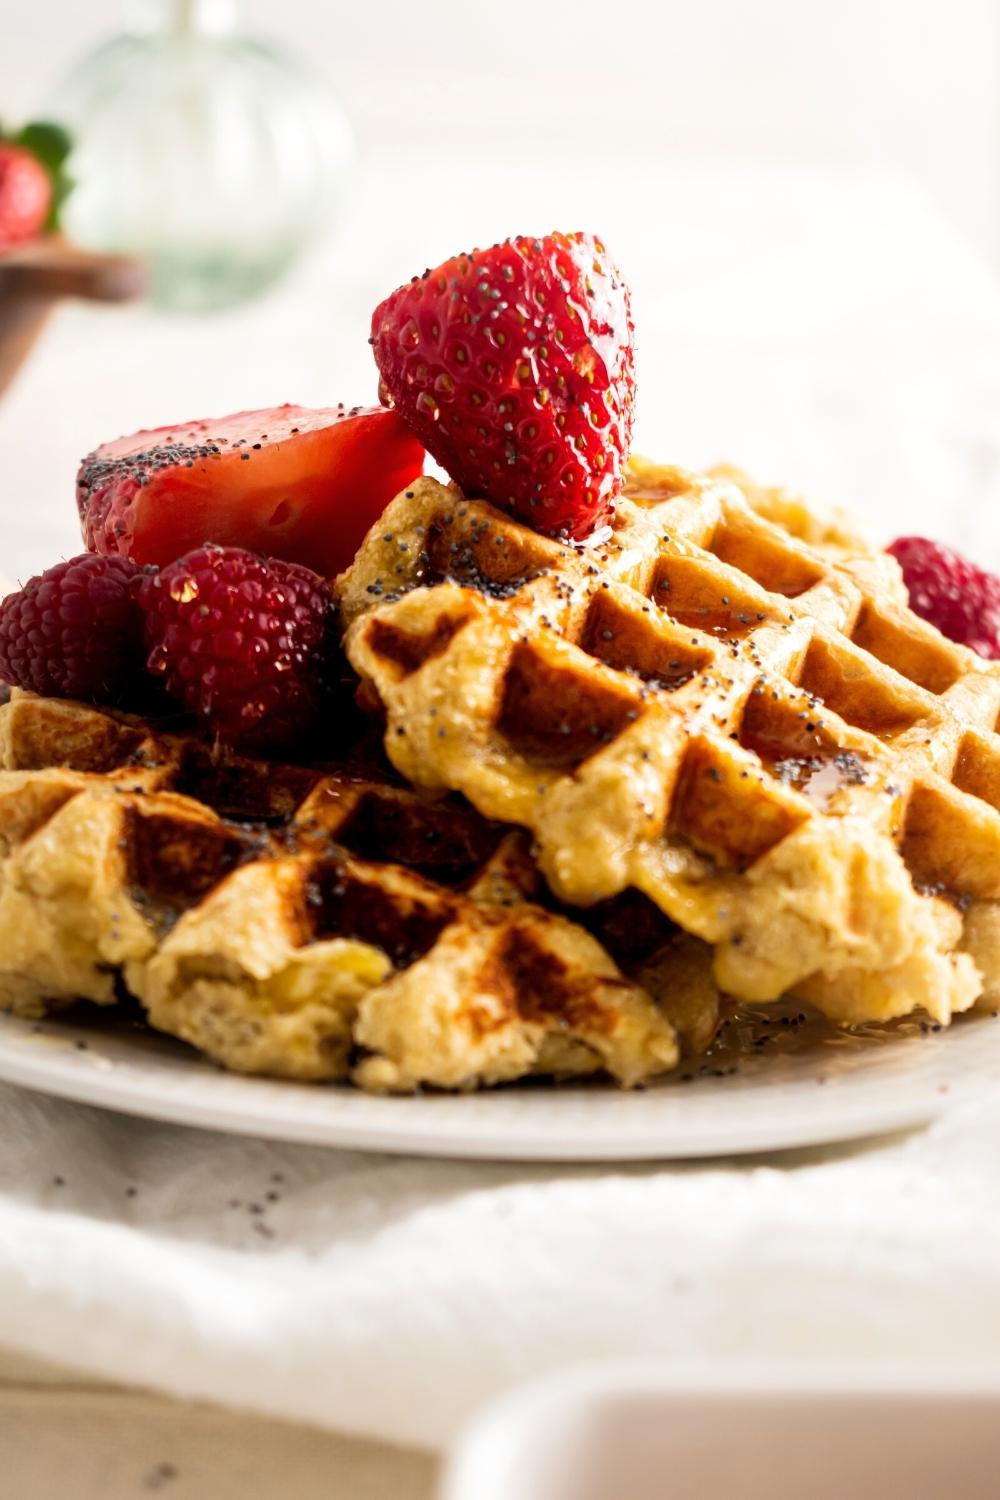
[138,545,332,751]
[370,232,635,541]
[0,143,52,249]
[0,553,144,701]
[888,536,1000,658]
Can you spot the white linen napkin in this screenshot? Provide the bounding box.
[0,1081,998,1452]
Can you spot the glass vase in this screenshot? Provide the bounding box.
[54,0,356,311]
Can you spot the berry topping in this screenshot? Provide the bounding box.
[138,545,333,751]
[888,536,1000,658]
[0,554,144,702]
[78,404,425,577]
[0,142,51,249]
[370,232,635,541]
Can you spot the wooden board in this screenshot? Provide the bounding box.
[0,237,146,398]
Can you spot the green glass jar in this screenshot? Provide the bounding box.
[55,0,355,310]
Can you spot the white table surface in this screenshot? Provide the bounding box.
[3,156,1000,1498]
[0,1348,435,1498]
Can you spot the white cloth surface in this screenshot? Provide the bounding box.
[3,160,1000,1466]
[0,1083,1000,1453]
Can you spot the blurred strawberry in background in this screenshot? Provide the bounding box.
[0,146,50,249]
[0,121,73,248]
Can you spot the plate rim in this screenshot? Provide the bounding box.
[0,1010,995,1161]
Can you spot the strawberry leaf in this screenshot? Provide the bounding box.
[13,121,72,174]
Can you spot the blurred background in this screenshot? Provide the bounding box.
[3,0,1000,573]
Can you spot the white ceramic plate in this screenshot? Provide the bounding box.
[441,1358,1000,1500]
[0,1003,997,1160]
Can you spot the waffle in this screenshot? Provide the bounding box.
[0,692,712,1090]
[340,460,1000,1027]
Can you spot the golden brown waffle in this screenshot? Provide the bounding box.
[340,461,1000,1028]
[0,692,701,1090]
[706,463,888,566]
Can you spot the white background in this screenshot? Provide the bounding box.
[3,0,1000,573]
[3,0,1000,261]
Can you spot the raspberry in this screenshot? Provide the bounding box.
[888,536,1000,659]
[370,232,635,541]
[138,545,333,751]
[0,554,144,702]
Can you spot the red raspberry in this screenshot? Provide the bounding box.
[888,536,1000,658]
[138,545,332,751]
[370,232,635,541]
[0,143,51,249]
[0,554,144,702]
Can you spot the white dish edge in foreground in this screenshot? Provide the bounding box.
[441,1358,1000,1500]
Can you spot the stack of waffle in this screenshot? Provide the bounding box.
[340,460,1000,1033]
[0,688,716,1090]
[2,459,997,1092]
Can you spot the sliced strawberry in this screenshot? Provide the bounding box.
[78,403,425,577]
[370,233,635,540]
